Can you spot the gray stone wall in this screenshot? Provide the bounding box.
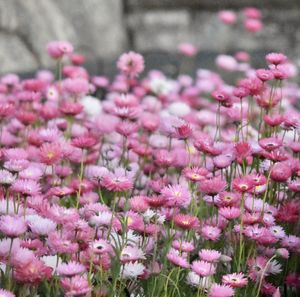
[0,0,299,75]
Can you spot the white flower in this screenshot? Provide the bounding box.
[121,262,145,279]
[186,271,211,289]
[81,95,102,118]
[168,102,191,117]
[149,77,172,96]
[90,211,113,227]
[143,209,156,222]
[268,260,282,275]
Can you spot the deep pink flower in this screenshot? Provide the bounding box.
[60,101,83,116]
[173,213,199,230]
[71,134,97,149]
[232,176,254,193]
[271,162,292,182]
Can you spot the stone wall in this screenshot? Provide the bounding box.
[0,0,299,75]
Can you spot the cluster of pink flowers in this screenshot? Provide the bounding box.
[0,9,299,297]
[218,7,263,33]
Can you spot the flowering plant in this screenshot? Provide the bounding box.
[0,8,299,297]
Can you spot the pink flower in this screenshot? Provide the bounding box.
[244,18,263,33]
[63,78,90,96]
[201,225,221,241]
[47,40,73,59]
[117,51,145,77]
[11,179,41,196]
[199,177,227,196]
[183,166,208,182]
[71,134,97,149]
[173,213,199,230]
[209,283,235,297]
[216,55,238,72]
[0,215,27,237]
[219,206,241,219]
[178,43,198,57]
[256,69,274,82]
[39,142,63,165]
[271,162,292,182]
[161,184,191,208]
[57,261,86,276]
[120,246,145,263]
[101,169,133,192]
[244,7,262,19]
[60,101,83,116]
[172,240,194,253]
[0,289,15,297]
[266,52,287,65]
[218,10,237,25]
[222,272,248,288]
[61,275,90,296]
[191,260,216,277]
[166,248,190,268]
[13,258,52,284]
[232,176,254,193]
[199,249,221,262]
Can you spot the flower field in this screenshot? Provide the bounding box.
[0,7,299,297]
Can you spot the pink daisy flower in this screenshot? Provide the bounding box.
[222,272,248,288]
[209,283,235,297]
[57,261,86,276]
[191,260,216,277]
[166,248,190,269]
[0,215,27,237]
[173,213,199,230]
[219,206,241,220]
[117,51,145,77]
[61,275,90,297]
[39,142,63,165]
[161,184,191,208]
[101,168,133,192]
[199,177,227,196]
[199,249,221,263]
[11,179,41,196]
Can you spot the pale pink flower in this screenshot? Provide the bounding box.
[117,51,145,77]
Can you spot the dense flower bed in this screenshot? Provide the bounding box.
[0,7,300,297]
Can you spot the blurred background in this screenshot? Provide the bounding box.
[1,0,300,76]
